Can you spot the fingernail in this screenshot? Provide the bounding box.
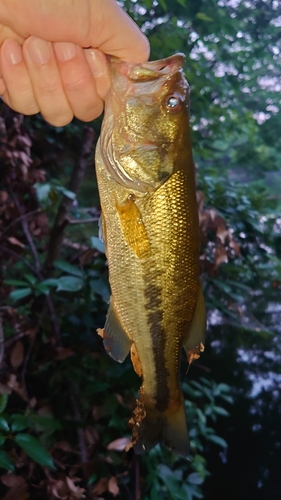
[26,36,51,64]
[85,48,107,77]
[54,42,77,62]
[2,39,22,65]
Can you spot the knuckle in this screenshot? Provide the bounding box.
[37,79,62,96]
[45,111,74,127]
[76,102,103,122]
[63,75,88,93]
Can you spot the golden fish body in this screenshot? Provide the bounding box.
[95,54,205,456]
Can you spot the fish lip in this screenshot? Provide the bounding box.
[110,53,186,82]
[136,53,186,72]
[128,53,186,81]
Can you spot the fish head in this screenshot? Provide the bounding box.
[100,53,192,193]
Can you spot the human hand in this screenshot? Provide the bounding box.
[0,0,149,125]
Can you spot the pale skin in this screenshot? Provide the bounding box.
[0,0,150,125]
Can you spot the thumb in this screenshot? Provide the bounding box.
[87,0,150,63]
[0,0,149,63]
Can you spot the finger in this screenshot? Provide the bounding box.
[84,48,110,100]
[23,36,73,126]
[0,64,6,96]
[53,42,104,122]
[0,38,39,114]
[0,24,24,46]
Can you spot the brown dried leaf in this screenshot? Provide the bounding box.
[216,224,230,244]
[7,237,25,249]
[55,348,74,361]
[65,477,86,499]
[0,474,26,488]
[84,426,99,446]
[51,440,73,454]
[79,249,97,266]
[0,383,12,395]
[196,190,204,212]
[229,239,240,255]
[108,477,119,497]
[7,374,28,401]
[2,483,29,500]
[51,479,68,499]
[107,437,131,451]
[214,246,228,267]
[0,191,8,204]
[10,341,24,369]
[91,478,108,496]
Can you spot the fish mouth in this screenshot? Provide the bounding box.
[109,53,186,82]
[128,53,186,82]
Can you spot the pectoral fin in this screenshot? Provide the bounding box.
[183,286,206,364]
[97,299,132,363]
[116,195,151,259]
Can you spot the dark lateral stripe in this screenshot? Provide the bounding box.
[145,281,170,411]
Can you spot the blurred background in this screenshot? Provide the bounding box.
[0,0,281,498]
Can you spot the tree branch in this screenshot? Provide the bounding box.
[0,245,37,274]
[4,195,62,346]
[44,127,95,272]
[1,208,41,239]
[12,195,42,275]
[69,387,89,464]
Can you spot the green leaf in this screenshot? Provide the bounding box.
[55,260,84,277]
[0,433,6,446]
[0,394,8,414]
[11,414,29,432]
[14,434,55,468]
[9,287,32,301]
[196,12,213,22]
[0,417,9,432]
[35,282,53,295]
[0,451,15,471]
[4,279,30,286]
[56,276,84,292]
[207,434,228,448]
[90,236,105,253]
[158,0,167,10]
[157,464,173,478]
[35,182,51,202]
[40,278,59,287]
[187,472,204,485]
[23,274,37,285]
[90,279,110,303]
[150,483,160,500]
[31,415,62,431]
[213,406,230,417]
[213,383,231,396]
[55,186,76,200]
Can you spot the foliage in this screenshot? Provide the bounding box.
[0,0,281,498]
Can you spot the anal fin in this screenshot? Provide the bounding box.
[183,286,206,364]
[97,298,132,363]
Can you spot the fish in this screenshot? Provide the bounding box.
[95,53,205,456]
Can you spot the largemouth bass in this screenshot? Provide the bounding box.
[95,53,205,456]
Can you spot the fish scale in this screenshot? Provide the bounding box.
[95,53,205,455]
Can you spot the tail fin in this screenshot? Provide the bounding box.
[129,394,189,457]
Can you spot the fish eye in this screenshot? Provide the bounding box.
[165,93,183,113]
